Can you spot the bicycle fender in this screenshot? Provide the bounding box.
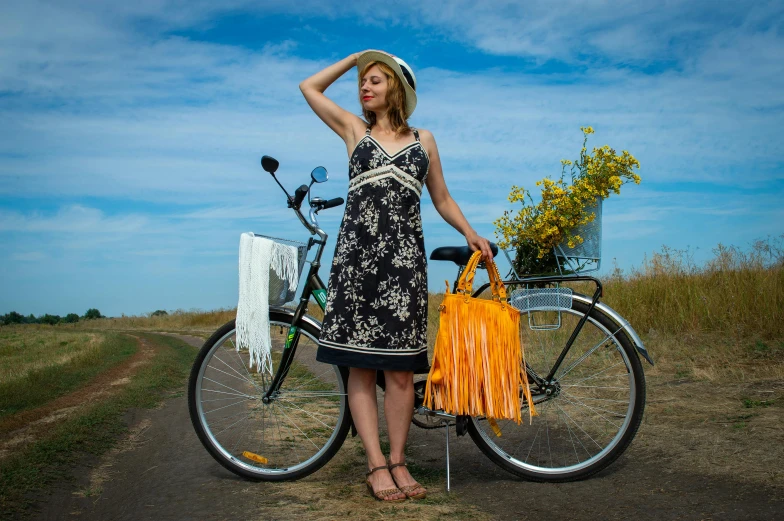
[270,306,323,329]
[570,295,654,366]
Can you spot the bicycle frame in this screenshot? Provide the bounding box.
[260,165,652,410]
[262,235,329,402]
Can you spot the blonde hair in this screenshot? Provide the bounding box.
[359,61,411,137]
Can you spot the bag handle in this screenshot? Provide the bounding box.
[456,250,508,303]
[456,250,483,295]
[486,255,508,302]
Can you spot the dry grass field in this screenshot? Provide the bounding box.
[0,330,103,385]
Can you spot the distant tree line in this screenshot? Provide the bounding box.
[1,308,104,326]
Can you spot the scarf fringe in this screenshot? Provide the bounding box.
[236,233,300,375]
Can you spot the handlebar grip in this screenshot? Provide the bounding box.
[293,184,309,207]
[322,197,344,210]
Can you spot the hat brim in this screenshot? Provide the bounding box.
[357,51,417,119]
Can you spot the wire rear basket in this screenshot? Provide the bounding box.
[503,197,603,278]
[250,233,308,306]
[509,286,574,330]
[553,197,602,274]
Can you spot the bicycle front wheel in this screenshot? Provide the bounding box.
[468,297,646,482]
[188,311,350,481]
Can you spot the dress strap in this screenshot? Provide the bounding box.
[411,128,420,141]
[366,127,372,135]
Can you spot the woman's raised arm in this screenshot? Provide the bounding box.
[299,54,364,146]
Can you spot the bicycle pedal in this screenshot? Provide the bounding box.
[455,415,469,436]
[413,380,426,408]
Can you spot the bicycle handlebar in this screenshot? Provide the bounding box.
[292,184,309,209]
[263,157,344,238]
[319,197,344,210]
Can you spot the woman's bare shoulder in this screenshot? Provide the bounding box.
[415,127,434,140]
[415,127,437,147]
[414,128,437,158]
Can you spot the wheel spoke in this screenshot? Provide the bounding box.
[553,400,603,451]
[555,333,614,381]
[470,303,644,480]
[559,392,623,429]
[212,351,261,390]
[201,388,256,400]
[190,318,348,479]
[204,398,255,414]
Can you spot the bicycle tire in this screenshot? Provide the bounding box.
[188,311,351,481]
[467,296,646,482]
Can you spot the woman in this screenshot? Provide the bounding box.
[300,50,493,502]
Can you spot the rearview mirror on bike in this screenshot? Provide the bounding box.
[311,166,328,184]
[261,155,279,174]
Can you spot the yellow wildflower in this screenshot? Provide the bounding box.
[494,126,642,261]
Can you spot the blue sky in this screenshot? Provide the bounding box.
[1,1,783,317]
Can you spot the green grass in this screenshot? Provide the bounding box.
[742,398,775,409]
[0,331,137,419]
[0,332,197,516]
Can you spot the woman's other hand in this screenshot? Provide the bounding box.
[466,232,494,261]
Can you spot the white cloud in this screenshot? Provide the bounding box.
[0,205,149,233]
[10,251,47,262]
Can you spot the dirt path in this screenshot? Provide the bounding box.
[0,334,156,459]
[26,334,784,521]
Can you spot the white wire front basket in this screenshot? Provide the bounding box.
[251,233,308,306]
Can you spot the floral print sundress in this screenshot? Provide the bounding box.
[316,127,430,373]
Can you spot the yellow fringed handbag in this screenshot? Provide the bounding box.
[424,251,537,424]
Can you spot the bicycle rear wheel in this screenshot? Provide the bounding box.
[188,311,350,481]
[468,296,646,482]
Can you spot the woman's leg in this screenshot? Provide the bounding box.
[383,370,426,495]
[348,367,405,500]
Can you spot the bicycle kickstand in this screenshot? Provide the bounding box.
[441,418,451,492]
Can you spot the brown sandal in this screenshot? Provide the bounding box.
[366,465,406,502]
[388,460,427,500]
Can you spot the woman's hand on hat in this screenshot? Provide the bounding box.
[466,232,494,261]
[352,49,389,64]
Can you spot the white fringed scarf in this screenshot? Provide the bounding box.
[236,233,300,375]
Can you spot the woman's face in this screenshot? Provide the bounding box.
[360,64,389,113]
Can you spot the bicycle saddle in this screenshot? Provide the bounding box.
[429,243,499,266]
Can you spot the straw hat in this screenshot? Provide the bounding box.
[357,51,417,118]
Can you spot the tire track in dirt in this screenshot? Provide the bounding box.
[0,334,155,460]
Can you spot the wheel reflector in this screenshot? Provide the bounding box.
[242,451,269,464]
[488,418,502,437]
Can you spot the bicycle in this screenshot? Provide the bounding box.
[187,155,655,483]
